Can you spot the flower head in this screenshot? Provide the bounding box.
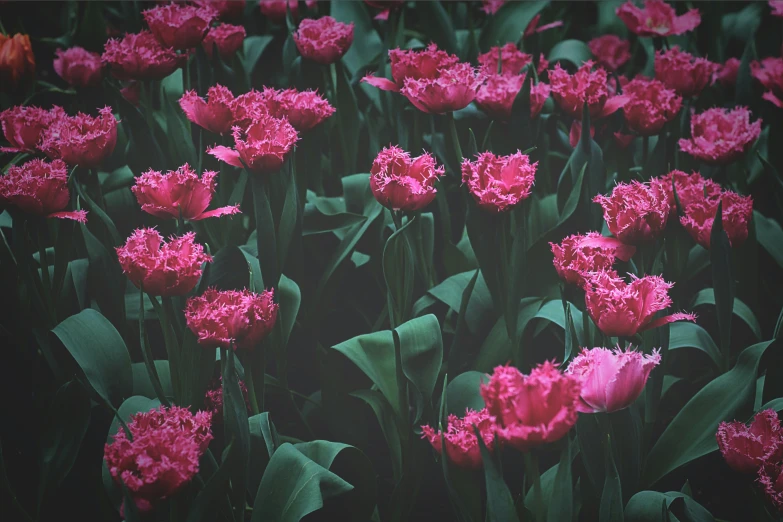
[370,145,444,212]
[104,406,212,512]
[143,3,217,50]
[185,288,278,350]
[622,77,682,135]
[102,31,183,81]
[476,74,524,121]
[364,0,405,20]
[179,85,236,135]
[0,159,87,223]
[229,89,272,130]
[550,232,636,288]
[261,88,335,132]
[259,0,314,22]
[54,47,103,88]
[654,47,718,98]
[480,362,581,452]
[566,345,661,413]
[202,23,246,59]
[751,57,783,108]
[293,16,354,65]
[771,1,783,17]
[616,0,701,37]
[477,44,538,76]
[584,272,696,337]
[193,0,246,20]
[116,229,211,297]
[651,170,722,217]
[678,107,761,165]
[208,114,299,174]
[593,181,669,244]
[421,408,496,469]
[759,463,783,513]
[362,43,459,93]
[717,410,783,474]
[680,190,753,249]
[461,151,537,213]
[715,58,740,88]
[0,33,35,92]
[482,0,505,15]
[0,105,64,153]
[549,62,628,119]
[204,377,251,424]
[588,35,631,72]
[40,107,118,168]
[132,164,240,221]
[400,62,484,114]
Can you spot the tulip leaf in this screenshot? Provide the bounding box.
[548,39,593,68]
[383,214,418,327]
[222,348,251,521]
[396,314,443,424]
[691,289,762,340]
[416,1,457,54]
[414,269,494,335]
[131,361,173,399]
[278,274,301,349]
[476,427,519,522]
[478,0,548,50]
[444,370,487,415]
[351,389,403,481]
[546,441,574,522]
[242,35,274,76]
[668,322,722,370]
[710,201,734,372]
[532,299,586,345]
[330,0,383,76]
[754,210,783,270]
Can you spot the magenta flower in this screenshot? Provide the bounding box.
[550,232,636,288]
[751,57,783,108]
[179,85,236,135]
[616,0,701,37]
[651,170,722,217]
[0,105,65,153]
[53,46,103,88]
[549,62,628,119]
[400,62,484,114]
[621,77,682,136]
[208,113,299,174]
[362,43,459,93]
[421,408,496,469]
[588,35,631,72]
[678,107,762,165]
[39,106,118,168]
[654,47,718,98]
[293,16,354,65]
[370,145,444,212]
[680,190,753,249]
[717,410,783,474]
[143,3,217,50]
[461,151,537,213]
[593,181,670,244]
[202,23,246,59]
[102,31,183,81]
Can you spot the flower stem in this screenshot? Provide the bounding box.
[523,451,545,522]
[448,111,463,170]
[148,294,182,403]
[642,135,649,169]
[242,351,262,416]
[140,287,170,407]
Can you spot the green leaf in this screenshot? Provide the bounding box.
[384,215,417,327]
[624,491,669,522]
[710,201,734,372]
[52,309,132,405]
[532,299,585,344]
[547,39,592,68]
[691,289,762,340]
[416,1,457,54]
[417,270,494,334]
[335,61,361,179]
[445,371,487,415]
[735,34,756,107]
[251,174,277,289]
[222,348,250,521]
[396,314,443,424]
[476,428,519,522]
[331,0,383,76]
[303,204,366,236]
[351,389,403,481]
[131,361,173,399]
[478,0,548,50]
[242,35,274,76]
[643,341,774,487]
[186,441,235,522]
[668,322,721,370]
[248,413,280,495]
[278,274,301,349]
[755,211,783,270]
[447,269,479,375]
[547,441,574,522]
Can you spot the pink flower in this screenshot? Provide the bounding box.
[523,14,564,38]
[759,463,783,512]
[654,47,718,98]
[53,47,103,88]
[202,23,246,59]
[568,120,595,148]
[480,362,581,452]
[361,43,459,93]
[549,62,628,119]
[751,57,783,108]
[616,0,701,37]
[588,35,631,72]
[261,88,335,132]
[584,272,696,337]
[621,77,682,136]
[204,377,251,424]
[259,0,314,22]
[179,85,236,135]
[143,3,217,50]
[477,44,542,76]
[208,114,299,174]
[715,58,740,87]
[0,158,87,223]
[771,1,783,17]
[461,151,537,213]
[293,16,354,65]
[651,170,722,217]
[229,88,273,130]
[482,0,505,15]
[550,232,636,288]
[364,1,405,21]
[185,287,279,350]
[39,106,118,168]
[678,107,762,165]
[566,345,661,413]
[530,82,551,119]
[400,62,484,114]
[421,408,496,469]
[121,82,141,107]
[104,406,212,512]
[680,190,753,249]
[476,74,524,121]
[132,164,240,221]
[717,410,783,474]
[0,105,64,153]
[193,0,246,20]
[370,145,444,212]
[593,181,670,244]
[613,131,635,149]
[102,31,183,81]
[116,229,211,297]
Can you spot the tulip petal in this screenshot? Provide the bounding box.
[207,146,243,168]
[579,234,637,261]
[599,94,630,118]
[193,205,242,220]
[642,312,697,331]
[49,210,89,223]
[362,74,400,92]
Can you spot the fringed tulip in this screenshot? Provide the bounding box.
[0,33,35,92]
[208,114,298,174]
[364,1,405,21]
[400,62,484,114]
[362,43,459,93]
[370,145,444,212]
[717,410,783,474]
[622,77,682,135]
[759,463,783,512]
[771,1,783,17]
[102,31,183,81]
[202,23,246,59]
[179,85,236,135]
[549,62,628,119]
[204,377,251,424]
[651,170,722,217]
[40,107,118,168]
[461,151,537,213]
[678,107,762,165]
[0,105,65,153]
[715,58,740,88]
[143,3,217,50]
[261,88,335,132]
[293,16,354,65]
[193,0,246,20]
[421,408,496,469]
[588,35,631,72]
[53,47,103,88]
[680,190,753,249]
[550,232,636,288]
[655,47,718,98]
[616,0,700,37]
[593,181,670,244]
[477,44,545,76]
[0,159,87,223]
[751,57,783,108]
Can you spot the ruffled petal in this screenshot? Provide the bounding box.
[193,204,242,220]
[48,210,89,223]
[599,94,630,118]
[207,146,243,168]
[641,312,697,332]
[361,74,400,92]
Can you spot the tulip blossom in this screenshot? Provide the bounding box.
[132,164,241,221]
[193,0,246,20]
[616,0,701,37]
[185,288,279,350]
[362,43,459,93]
[0,105,64,153]
[621,77,682,136]
[0,33,35,92]
[771,1,783,17]
[566,346,661,413]
[208,114,299,174]
[482,0,505,15]
[550,232,636,288]
[480,362,582,452]
[143,3,217,50]
[568,120,595,148]
[202,23,246,59]
[477,44,547,76]
[523,14,564,38]
[421,408,496,469]
[714,58,740,88]
[751,57,783,108]
[584,272,696,337]
[549,62,628,120]
[179,85,236,135]
[717,410,783,474]
[230,89,273,130]
[654,47,718,98]
[116,229,212,297]
[678,107,762,165]
[680,191,753,249]
[204,377,251,425]
[40,107,118,168]
[651,170,722,217]
[369,146,444,212]
[0,159,88,223]
[593,181,670,244]
[588,35,631,72]
[759,463,783,513]
[53,47,103,88]
[104,406,213,512]
[259,0,315,22]
[461,151,537,213]
[102,31,183,81]
[476,74,524,121]
[261,88,335,132]
[364,1,405,21]
[400,62,484,114]
[293,16,354,65]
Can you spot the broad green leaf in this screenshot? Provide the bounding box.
[222,348,250,521]
[248,412,280,495]
[303,203,366,236]
[755,211,783,270]
[532,299,585,344]
[351,389,403,481]
[383,215,417,327]
[186,441,235,522]
[417,270,494,334]
[476,428,519,522]
[396,314,443,424]
[548,39,592,68]
[710,201,734,372]
[547,441,574,522]
[278,274,301,349]
[416,1,457,53]
[131,361,173,399]
[331,0,383,75]
[478,0,548,50]
[242,35,274,76]
[691,289,762,340]
[668,322,721,370]
[445,371,487,416]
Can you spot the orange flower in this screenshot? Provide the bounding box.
[0,33,35,91]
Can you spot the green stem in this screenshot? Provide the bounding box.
[140,287,170,407]
[250,172,278,290]
[149,295,182,403]
[448,111,463,169]
[330,62,353,174]
[36,224,57,327]
[243,351,261,416]
[642,135,649,169]
[524,451,545,522]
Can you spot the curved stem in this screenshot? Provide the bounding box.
[524,451,545,522]
[140,287,170,407]
[448,111,463,169]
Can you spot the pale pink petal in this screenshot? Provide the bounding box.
[642,312,697,331]
[193,204,242,220]
[362,74,400,92]
[207,145,243,168]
